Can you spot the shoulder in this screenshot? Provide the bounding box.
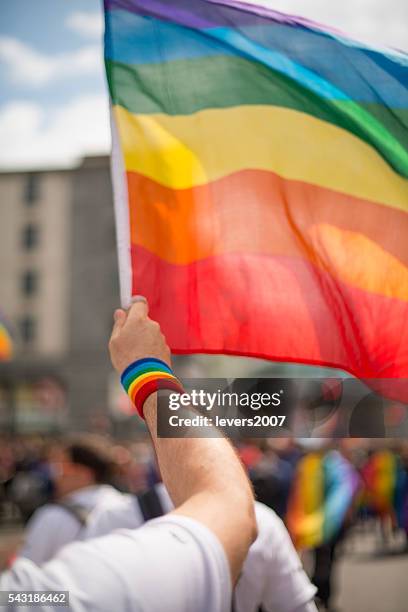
[85,494,143,538]
[128,515,232,611]
[19,504,82,564]
[16,514,232,612]
[26,503,79,531]
[138,514,230,573]
[249,502,304,572]
[253,501,290,550]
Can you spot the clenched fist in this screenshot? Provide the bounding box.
[109,297,171,374]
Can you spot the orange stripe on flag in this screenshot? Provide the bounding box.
[127,170,408,300]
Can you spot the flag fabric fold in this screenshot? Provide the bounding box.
[105,0,408,394]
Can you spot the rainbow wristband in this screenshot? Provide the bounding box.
[121,358,184,419]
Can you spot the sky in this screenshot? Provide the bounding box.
[0,0,407,170]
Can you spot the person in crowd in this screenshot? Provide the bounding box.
[85,469,318,612]
[7,440,54,524]
[286,442,359,611]
[248,440,296,520]
[17,435,125,564]
[0,298,257,612]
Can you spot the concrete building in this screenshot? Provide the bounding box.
[0,155,122,432]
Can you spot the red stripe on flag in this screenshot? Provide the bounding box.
[131,245,408,399]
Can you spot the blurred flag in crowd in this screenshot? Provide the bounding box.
[0,317,13,361]
[360,449,408,530]
[286,450,359,549]
[105,0,408,397]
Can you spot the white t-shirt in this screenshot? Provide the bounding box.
[83,483,171,538]
[85,486,317,612]
[235,502,317,612]
[1,515,231,612]
[19,485,126,565]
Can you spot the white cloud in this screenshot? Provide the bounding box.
[66,11,104,39]
[0,36,103,86]
[0,95,110,169]
[243,0,408,51]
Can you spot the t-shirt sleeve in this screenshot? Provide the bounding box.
[235,504,316,612]
[1,515,232,612]
[260,514,316,612]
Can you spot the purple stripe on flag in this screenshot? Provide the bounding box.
[104,0,405,61]
[208,0,345,35]
[104,0,336,32]
[104,0,218,29]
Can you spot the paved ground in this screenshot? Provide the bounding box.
[307,527,408,612]
[333,550,408,612]
[1,523,408,611]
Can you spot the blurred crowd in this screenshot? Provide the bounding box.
[0,435,153,524]
[240,438,408,607]
[1,434,408,610]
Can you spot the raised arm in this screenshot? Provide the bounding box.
[0,299,256,612]
[109,298,257,582]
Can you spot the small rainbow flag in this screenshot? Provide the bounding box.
[0,320,13,361]
[286,450,359,549]
[105,0,408,394]
[361,450,408,529]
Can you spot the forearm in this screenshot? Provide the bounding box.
[109,299,257,582]
[144,395,257,582]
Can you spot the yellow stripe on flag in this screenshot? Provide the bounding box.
[114,104,408,212]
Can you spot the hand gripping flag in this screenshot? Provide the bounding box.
[105,0,408,399]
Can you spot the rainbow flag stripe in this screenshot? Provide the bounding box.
[0,321,13,361]
[105,0,408,391]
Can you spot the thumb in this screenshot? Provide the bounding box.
[111,308,127,338]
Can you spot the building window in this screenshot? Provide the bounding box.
[22,224,39,250]
[20,316,36,345]
[21,270,38,297]
[24,174,40,204]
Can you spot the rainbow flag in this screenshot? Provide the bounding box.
[0,320,13,361]
[286,450,359,549]
[361,450,408,529]
[105,0,408,391]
